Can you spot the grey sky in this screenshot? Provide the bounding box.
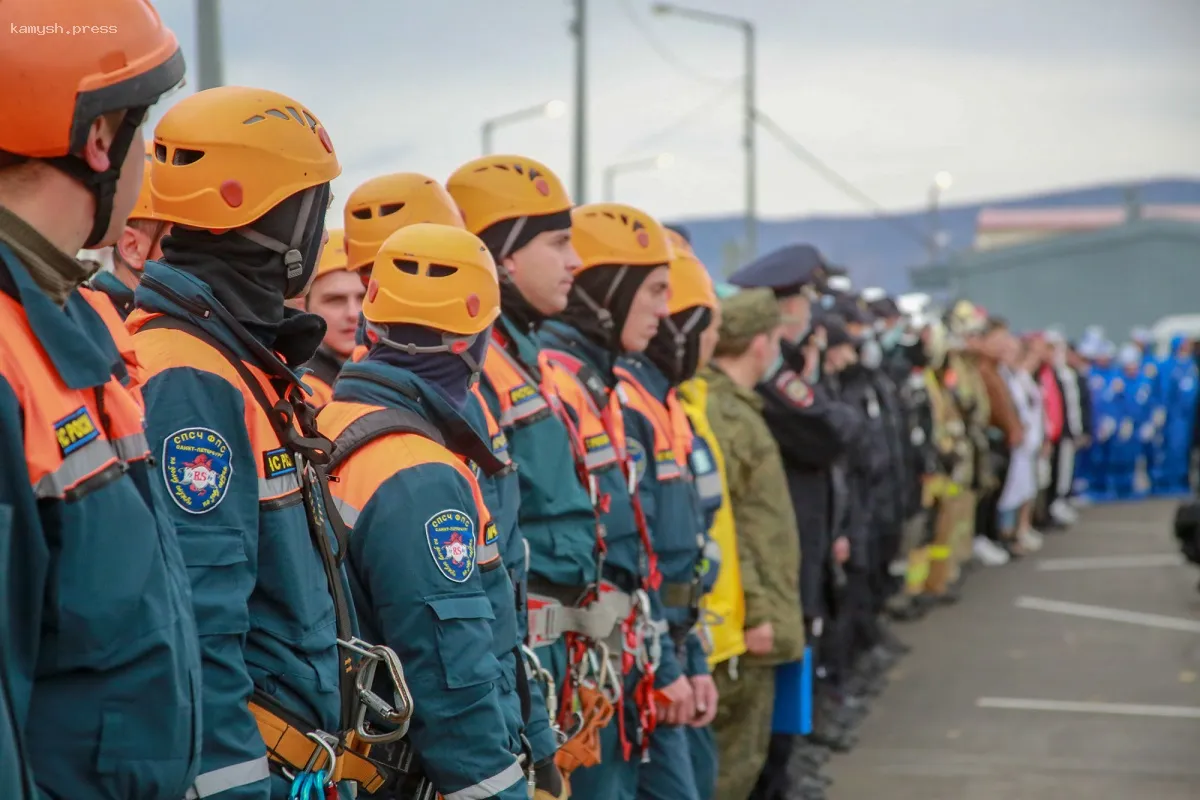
[150,0,1200,226]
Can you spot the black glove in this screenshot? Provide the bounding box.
[535,757,565,797]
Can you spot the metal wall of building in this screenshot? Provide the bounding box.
[911,220,1200,339]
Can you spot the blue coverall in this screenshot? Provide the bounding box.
[89,269,136,320]
[462,383,557,765]
[1083,361,1115,499]
[320,361,529,799]
[539,321,685,800]
[1154,337,1199,494]
[475,315,604,759]
[618,354,711,800]
[133,261,346,799]
[0,246,201,798]
[1104,367,1153,499]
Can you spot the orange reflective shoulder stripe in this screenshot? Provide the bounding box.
[80,285,145,396]
[0,293,148,500]
[541,349,661,592]
[613,369,688,482]
[303,374,334,409]
[130,312,303,503]
[469,383,509,462]
[318,400,500,565]
[482,338,551,428]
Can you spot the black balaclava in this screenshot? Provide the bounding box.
[477,210,572,333]
[362,322,491,410]
[645,306,712,385]
[162,182,330,353]
[559,264,658,357]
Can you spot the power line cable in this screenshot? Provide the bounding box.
[618,79,741,158]
[753,108,936,250]
[615,0,736,85]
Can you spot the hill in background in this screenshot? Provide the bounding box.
[670,178,1200,293]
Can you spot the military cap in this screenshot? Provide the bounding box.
[728,243,826,298]
[715,287,781,357]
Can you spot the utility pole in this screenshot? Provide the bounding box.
[570,0,587,203]
[196,0,224,91]
[743,21,756,260]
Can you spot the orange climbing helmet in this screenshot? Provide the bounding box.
[668,249,716,314]
[314,229,349,278]
[150,85,341,230]
[571,202,673,272]
[445,154,572,237]
[0,0,184,159]
[128,141,159,222]
[344,173,463,271]
[362,223,499,336]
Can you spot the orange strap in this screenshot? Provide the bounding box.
[553,684,614,777]
[249,702,389,794]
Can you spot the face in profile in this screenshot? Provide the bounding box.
[620,265,670,353]
[506,227,579,315]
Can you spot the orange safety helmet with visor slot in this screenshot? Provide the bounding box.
[0,0,186,248]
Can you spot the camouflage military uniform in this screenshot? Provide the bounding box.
[702,289,806,800]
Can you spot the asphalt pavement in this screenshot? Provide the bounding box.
[825,499,1200,800]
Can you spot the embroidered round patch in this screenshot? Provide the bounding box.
[628,439,648,484]
[162,427,233,514]
[426,509,477,583]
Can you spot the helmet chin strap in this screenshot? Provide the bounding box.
[571,265,630,337]
[666,305,707,376]
[364,320,486,381]
[235,186,317,294]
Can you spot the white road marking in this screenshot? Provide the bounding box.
[977,697,1200,719]
[1036,554,1186,571]
[1015,596,1200,634]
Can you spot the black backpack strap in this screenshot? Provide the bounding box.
[138,314,359,731]
[326,407,446,475]
[339,368,510,478]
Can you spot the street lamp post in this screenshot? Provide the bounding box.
[652,3,756,259]
[927,170,953,263]
[602,153,674,202]
[481,100,567,156]
[196,0,224,90]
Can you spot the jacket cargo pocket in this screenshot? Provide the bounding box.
[177,525,251,636]
[426,593,502,690]
[96,701,196,799]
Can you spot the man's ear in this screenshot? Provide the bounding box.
[501,253,518,279]
[82,113,124,173]
[116,226,147,270]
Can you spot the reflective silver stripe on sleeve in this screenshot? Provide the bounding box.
[258,472,301,500]
[112,431,150,461]
[478,540,500,562]
[695,470,722,501]
[333,496,361,528]
[441,759,526,800]
[584,444,616,469]
[183,756,270,798]
[498,392,550,427]
[33,437,117,498]
[656,460,683,481]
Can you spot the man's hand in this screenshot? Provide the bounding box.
[832,536,850,565]
[688,674,719,727]
[744,622,774,656]
[657,676,695,726]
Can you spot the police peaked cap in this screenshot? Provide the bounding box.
[728,243,827,297]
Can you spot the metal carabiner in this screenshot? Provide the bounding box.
[594,641,622,704]
[354,644,414,743]
[288,731,338,789]
[521,644,558,718]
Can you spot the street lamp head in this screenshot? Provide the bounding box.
[656,152,675,170]
[651,3,675,16]
[544,99,567,119]
[934,171,954,191]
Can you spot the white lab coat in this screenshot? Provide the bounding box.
[999,366,1044,512]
